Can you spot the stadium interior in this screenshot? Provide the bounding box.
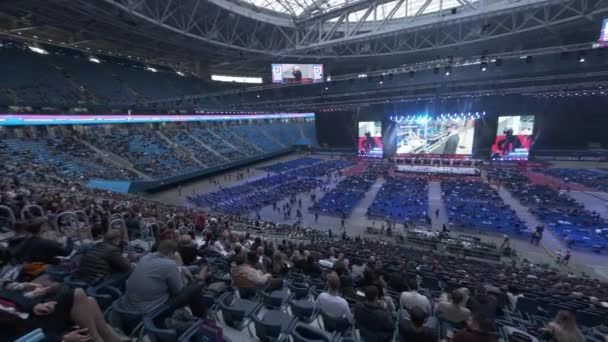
[1,0,608,341]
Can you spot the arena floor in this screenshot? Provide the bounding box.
[145,153,608,281]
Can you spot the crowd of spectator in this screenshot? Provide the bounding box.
[1,155,608,342]
[533,168,608,192]
[442,179,529,235]
[367,177,429,225]
[0,122,317,182]
[487,168,608,251]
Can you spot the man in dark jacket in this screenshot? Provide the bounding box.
[74,229,131,285]
[398,306,438,342]
[12,218,73,264]
[353,285,395,341]
[443,122,460,154]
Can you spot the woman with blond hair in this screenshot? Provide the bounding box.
[541,310,584,342]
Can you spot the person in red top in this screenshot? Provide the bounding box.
[195,213,206,233]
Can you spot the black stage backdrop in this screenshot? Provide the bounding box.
[314,95,608,157]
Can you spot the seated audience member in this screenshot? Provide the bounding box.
[398,306,438,342]
[289,250,304,270]
[12,218,73,264]
[255,246,270,272]
[231,251,272,290]
[0,283,124,342]
[375,280,397,313]
[452,313,498,342]
[334,263,355,297]
[302,254,322,277]
[315,273,353,322]
[467,286,498,320]
[541,310,584,342]
[435,289,471,324]
[177,234,199,266]
[400,278,432,316]
[124,240,210,317]
[227,245,243,266]
[270,251,288,276]
[388,263,408,293]
[353,285,395,341]
[74,229,131,285]
[506,285,523,310]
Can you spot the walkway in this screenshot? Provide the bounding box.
[494,185,608,279]
[428,181,448,230]
[567,190,608,220]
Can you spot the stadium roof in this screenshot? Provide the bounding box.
[0,0,606,77]
[239,0,466,18]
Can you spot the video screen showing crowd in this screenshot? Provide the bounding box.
[271,63,324,84]
[395,116,475,155]
[357,121,384,158]
[491,115,535,160]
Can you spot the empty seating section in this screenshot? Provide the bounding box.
[262,123,301,146]
[533,168,608,192]
[300,122,318,146]
[232,125,281,152]
[0,48,77,106]
[310,173,376,216]
[163,128,224,167]
[190,127,246,161]
[213,127,259,156]
[442,179,529,234]
[0,45,239,106]
[47,55,135,104]
[487,168,608,250]
[367,177,428,224]
[261,158,324,173]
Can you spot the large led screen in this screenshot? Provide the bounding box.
[358,121,383,158]
[395,117,475,155]
[491,115,535,160]
[271,64,323,84]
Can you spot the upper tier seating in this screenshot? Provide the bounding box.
[0,45,239,106]
[0,48,78,106]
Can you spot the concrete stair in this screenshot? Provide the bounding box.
[78,139,152,180]
[187,133,231,162]
[259,126,288,148]
[156,131,206,166]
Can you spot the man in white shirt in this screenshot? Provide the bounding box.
[400,278,432,317]
[315,272,353,322]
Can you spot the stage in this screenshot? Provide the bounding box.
[395,164,481,176]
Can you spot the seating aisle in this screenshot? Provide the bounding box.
[428,181,448,230]
[349,177,384,235]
